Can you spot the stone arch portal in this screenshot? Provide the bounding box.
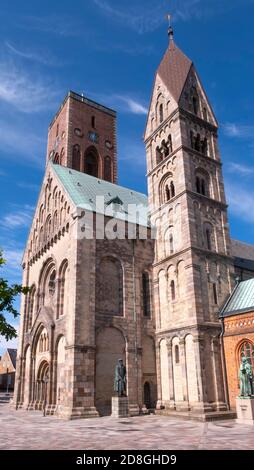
[95,327,126,416]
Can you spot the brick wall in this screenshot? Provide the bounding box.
[223,310,254,409]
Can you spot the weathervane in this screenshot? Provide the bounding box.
[165,13,174,40]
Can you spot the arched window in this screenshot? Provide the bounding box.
[205,228,212,250]
[203,107,207,121]
[156,146,163,164]
[45,215,51,239]
[193,97,199,115]
[170,181,175,198]
[53,153,60,164]
[192,87,199,115]
[57,260,68,318]
[196,176,201,194]
[53,211,58,232]
[239,341,254,370]
[190,131,194,149]
[170,234,174,254]
[165,185,170,202]
[170,280,175,301]
[201,179,206,196]
[195,170,209,197]
[48,270,56,297]
[25,286,36,332]
[175,345,180,364]
[168,134,173,153]
[161,140,169,158]
[195,134,201,152]
[72,144,80,171]
[91,116,95,129]
[84,150,98,177]
[104,156,112,182]
[142,272,151,318]
[202,138,208,156]
[212,283,218,305]
[159,103,163,123]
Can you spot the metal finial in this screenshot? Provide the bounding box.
[165,13,173,41]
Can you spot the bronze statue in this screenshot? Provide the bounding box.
[239,356,253,397]
[114,359,126,396]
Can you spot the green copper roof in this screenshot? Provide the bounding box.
[51,162,149,227]
[220,278,254,317]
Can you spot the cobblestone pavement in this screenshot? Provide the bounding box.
[0,404,254,450]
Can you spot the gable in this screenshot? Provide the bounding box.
[24,163,74,263]
[179,65,217,126]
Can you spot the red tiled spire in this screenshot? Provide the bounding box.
[157,29,193,103]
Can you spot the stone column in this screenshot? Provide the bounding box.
[192,334,213,413]
[167,339,175,410]
[155,341,163,410]
[175,338,189,411]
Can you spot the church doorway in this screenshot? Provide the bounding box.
[35,360,49,408]
[144,382,151,409]
[95,327,126,416]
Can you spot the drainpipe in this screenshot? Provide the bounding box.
[218,277,240,411]
[219,316,230,410]
[132,239,139,408]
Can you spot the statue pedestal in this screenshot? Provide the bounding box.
[236,397,254,425]
[111,396,129,418]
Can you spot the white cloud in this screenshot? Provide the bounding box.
[223,122,254,138]
[226,181,254,224]
[18,15,82,37]
[93,0,169,34]
[119,141,146,168]
[0,334,18,354]
[116,96,148,115]
[3,249,24,269]
[0,119,45,166]
[92,0,253,33]
[17,182,40,191]
[2,205,34,230]
[0,60,60,113]
[88,91,148,115]
[228,162,254,176]
[5,41,63,67]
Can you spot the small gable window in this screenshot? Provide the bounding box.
[159,103,163,123]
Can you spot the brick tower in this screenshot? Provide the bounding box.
[46,91,117,183]
[144,27,235,417]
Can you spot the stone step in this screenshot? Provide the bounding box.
[156,409,236,422]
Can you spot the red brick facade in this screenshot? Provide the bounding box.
[223,311,254,409]
[46,91,117,183]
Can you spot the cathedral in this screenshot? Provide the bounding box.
[13,28,254,420]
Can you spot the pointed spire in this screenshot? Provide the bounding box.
[157,19,193,103]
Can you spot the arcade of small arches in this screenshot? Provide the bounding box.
[72,144,113,181]
[20,332,66,413]
[24,258,68,333]
[28,183,71,259]
[20,325,158,416]
[158,333,202,407]
[156,135,173,164]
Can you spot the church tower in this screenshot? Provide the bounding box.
[46,91,117,183]
[145,27,235,416]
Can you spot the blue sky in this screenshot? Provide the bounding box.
[1,0,254,354]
